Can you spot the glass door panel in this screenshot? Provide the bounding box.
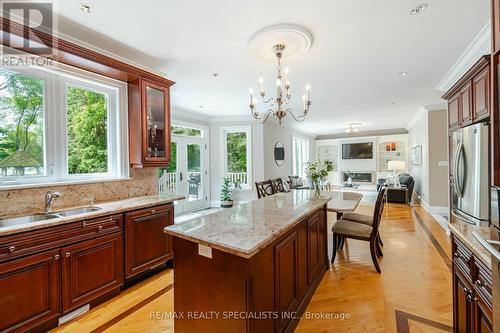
[145,86,166,158]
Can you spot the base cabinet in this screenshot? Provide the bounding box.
[0,249,61,333]
[452,235,493,333]
[62,233,124,312]
[125,204,174,278]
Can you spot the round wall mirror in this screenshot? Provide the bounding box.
[274,142,285,166]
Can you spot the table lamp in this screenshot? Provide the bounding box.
[387,160,405,188]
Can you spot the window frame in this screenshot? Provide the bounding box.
[220,125,252,189]
[292,136,310,178]
[0,62,128,189]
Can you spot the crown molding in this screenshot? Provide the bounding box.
[406,107,428,130]
[436,21,491,92]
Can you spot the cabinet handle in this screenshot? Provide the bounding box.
[83,221,87,227]
[8,246,15,253]
[454,252,461,258]
[467,294,472,302]
[152,209,156,214]
[65,252,71,257]
[54,254,60,260]
[475,279,483,287]
[98,225,103,231]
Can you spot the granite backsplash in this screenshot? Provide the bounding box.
[0,168,160,218]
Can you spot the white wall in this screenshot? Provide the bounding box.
[262,123,316,180]
[408,110,430,206]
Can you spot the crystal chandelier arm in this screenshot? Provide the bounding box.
[288,109,307,122]
[253,109,273,124]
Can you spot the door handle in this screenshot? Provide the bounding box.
[180,172,183,182]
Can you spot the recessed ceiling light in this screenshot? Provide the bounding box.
[409,3,428,15]
[398,71,408,77]
[78,3,93,14]
[212,73,219,78]
[392,101,397,105]
[198,105,204,109]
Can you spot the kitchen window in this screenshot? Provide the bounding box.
[0,64,127,188]
[292,136,310,178]
[221,126,252,189]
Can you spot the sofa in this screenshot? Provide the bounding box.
[377,173,415,204]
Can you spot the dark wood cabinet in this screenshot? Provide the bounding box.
[493,0,500,54]
[307,211,323,283]
[62,233,123,312]
[125,204,174,278]
[451,235,493,333]
[453,269,474,333]
[0,249,61,333]
[472,68,490,121]
[274,231,300,332]
[129,78,173,168]
[444,56,490,131]
[448,93,461,130]
[460,83,473,125]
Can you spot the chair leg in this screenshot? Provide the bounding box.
[378,233,384,247]
[331,233,338,264]
[337,236,344,250]
[376,238,383,258]
[370,240,382,273]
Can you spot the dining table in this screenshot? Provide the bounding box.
[322,190,363,220]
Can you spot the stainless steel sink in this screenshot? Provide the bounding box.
[0,206,102,228]
[0,213,60,228]
[56,206,102,217]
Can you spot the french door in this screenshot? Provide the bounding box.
[163,136,208,214]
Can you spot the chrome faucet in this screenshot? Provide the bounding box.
[44,191,62,213]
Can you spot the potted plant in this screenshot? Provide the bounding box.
[220,177,234,208]
[305,161,334,196]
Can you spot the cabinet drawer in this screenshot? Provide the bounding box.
[452,237,473,279]
[0,214,123,262]
[473,259,493,308]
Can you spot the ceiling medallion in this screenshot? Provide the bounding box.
[247,24,313,126]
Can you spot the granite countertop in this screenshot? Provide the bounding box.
[0,194,184,237]
[323,191,362,212]
[449,221,492,268]
[164,191,331,259]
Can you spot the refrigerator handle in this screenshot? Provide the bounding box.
[452,143,463,197]
[473,231,500,262]
[457,143,466,197]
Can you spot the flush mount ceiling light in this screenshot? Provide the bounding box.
[247,24,313,125]
[78,3,93,14]
[409,3,428,15]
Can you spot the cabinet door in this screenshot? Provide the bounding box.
[125,204,174,278]
[449,93,461,130]
[460,83,472,125]
[474,294,493,333]
[274,231,300,333]
[307,212,322,284]
[0,249,61,332]
[141,79,171,166]
[62,233,123,312]
[453,270,474,333]
[472,67,490,121]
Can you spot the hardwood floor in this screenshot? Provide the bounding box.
[50,202,453,333]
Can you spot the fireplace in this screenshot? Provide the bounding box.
[342,171,375,184]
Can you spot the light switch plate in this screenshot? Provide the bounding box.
[198,244,212,258]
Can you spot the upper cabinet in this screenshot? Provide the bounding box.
[129,78,173,168]
[443,56,490,131]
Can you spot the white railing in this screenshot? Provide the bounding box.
[227,172,248,186]
[159,172,176,194]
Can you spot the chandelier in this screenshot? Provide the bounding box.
[345,125,360,135]
[248,44,311,125]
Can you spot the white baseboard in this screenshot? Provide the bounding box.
[416,197,449,231]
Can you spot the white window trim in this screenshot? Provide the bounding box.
[292,136,310,178]
[220,125,252,189]
[0,62,128,189]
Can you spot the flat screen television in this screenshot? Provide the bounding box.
[342,142,373,159]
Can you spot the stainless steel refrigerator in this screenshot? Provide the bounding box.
[451,122,490,226]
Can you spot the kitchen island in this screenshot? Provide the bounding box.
[164,190,331,333]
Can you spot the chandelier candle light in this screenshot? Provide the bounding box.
[248,44,311,125]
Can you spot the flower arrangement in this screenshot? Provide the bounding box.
[305,160,334,196]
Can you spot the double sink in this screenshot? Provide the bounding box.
[0,206,102,228]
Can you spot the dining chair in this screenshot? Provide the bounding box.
[331,187,386,273]
[255,180,276,199]
[271,178,286,192]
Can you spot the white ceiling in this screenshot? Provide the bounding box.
[54,0,490,135]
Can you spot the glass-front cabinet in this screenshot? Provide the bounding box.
[129,78,172,168]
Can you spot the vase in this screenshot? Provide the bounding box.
[313,179,321,197]
[347,176,352,185]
